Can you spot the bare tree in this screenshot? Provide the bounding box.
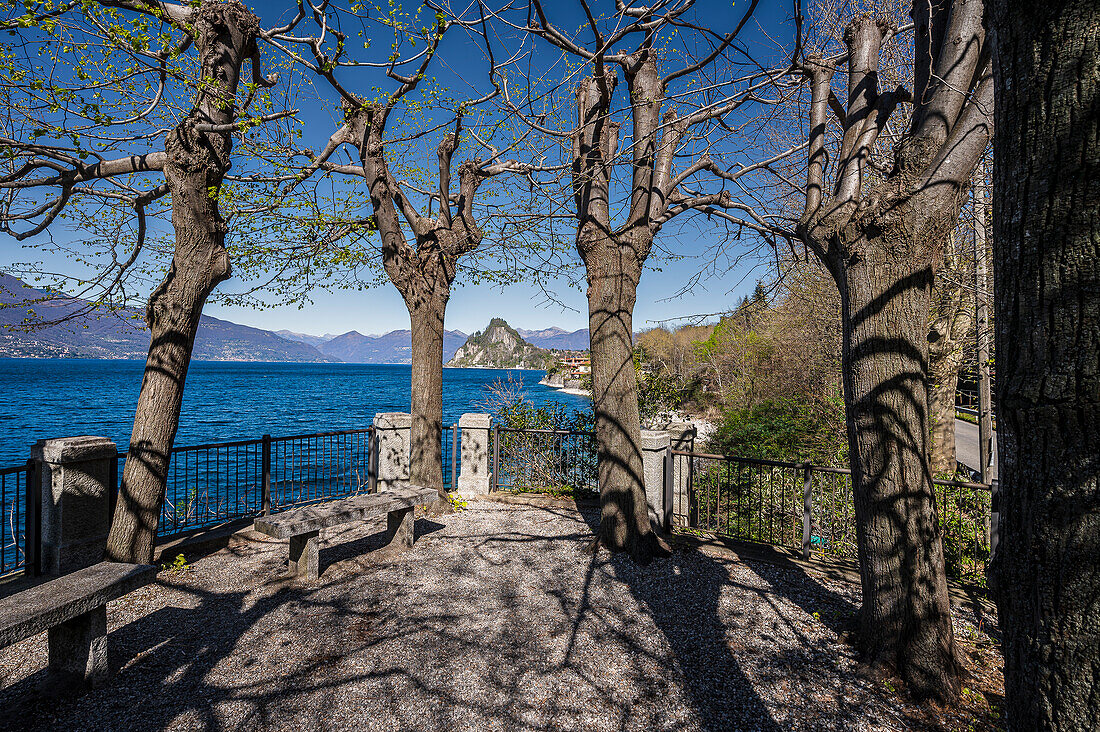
[268,2,545,503]
[0,0,291,562]
[504,0,801,560]
[989,0,1100,728]
[793,1,993,699]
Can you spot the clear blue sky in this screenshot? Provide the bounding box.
[1,0,797,337]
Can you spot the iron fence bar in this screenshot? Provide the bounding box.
[801,463,812,559]
[492,422,500,493]
[25,458,39,577]
[261,434,272,515]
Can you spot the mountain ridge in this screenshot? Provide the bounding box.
[0,273,336,362]
[448,318,574,369]
[1,273,585,364]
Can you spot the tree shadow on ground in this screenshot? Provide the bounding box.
[571,503,878,731]
[0,502,920,731]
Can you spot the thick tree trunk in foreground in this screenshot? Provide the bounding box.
[838,250,961,697]
[582,232,664,562]
[794,8,992,698]
[409,297,447,500]
[106,1,255,563]
[990,1,1100,728]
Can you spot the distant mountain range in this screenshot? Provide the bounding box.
[0,273,335,362]
[309,329,469,364]
[0,273,584,364]
[517,326,590,350]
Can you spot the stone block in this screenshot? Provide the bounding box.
[385,506,414,550]
[48,605,108,689]
[456,413,491,497]
[373,413,411,492]
[654,423,697,528]
[32,436,116,575]
[289,530,319,579]
[640,430,671,529]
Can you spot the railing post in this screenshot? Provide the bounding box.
[24,458,40,578]
[451,424,459,492]
[491,422,500,493]
[989,478,1000,559]
[662,448,674,532]
[801,463,813,560]
[640,430,671,530]
[368,426,378,493]
[32,436,115,575]
[261,434,272,515]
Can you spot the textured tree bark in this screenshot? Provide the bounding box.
[927,362,961,474]
[839,250,961,696]
[408,295,447,500]
[793,7,993,698]
[106,1,257,563]
[990,1,1100,728]
[928,234,975,475]
[582,233,662,560]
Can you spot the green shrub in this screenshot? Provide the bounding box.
[706,397,847,467]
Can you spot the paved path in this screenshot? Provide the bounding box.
[955,418,998,481]
[0,500,1001,731]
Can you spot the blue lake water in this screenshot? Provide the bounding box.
[0,359,589,466]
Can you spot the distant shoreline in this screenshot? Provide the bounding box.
[538,375,592,399]
[0,356,550,370]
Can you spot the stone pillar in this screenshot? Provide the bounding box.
[659,422,697,528]
[663,421,697,452]
[32,436,115,576]
[456,413,491,498]
[373,413,411,492]
[640,430,671,530]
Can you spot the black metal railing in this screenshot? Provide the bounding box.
[670,451,993,585]
[490,426,598,496]
[268,428,374,511]
[0,460,37,579]
[0,422,464,576]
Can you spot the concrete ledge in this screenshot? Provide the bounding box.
[0,561,157,649]
[254,486,436,539]
[32,436,117,464]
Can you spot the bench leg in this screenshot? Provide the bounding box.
[385,507,414,551]
[289,530,320,579]
[48,604,108,689]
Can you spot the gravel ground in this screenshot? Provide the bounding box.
[0,499,1002,731]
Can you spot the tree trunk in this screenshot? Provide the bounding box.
[928,292,974,475]
[105,1,253,563]
[928,231,977,476]
[990,1,1100,728]
[409,297,446,501]
[928,362,961,474]
[106,127,232,563]
[583,235,664,562]
[838,249,962,700]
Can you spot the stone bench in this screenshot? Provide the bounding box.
[253,485,436,579]
[0,561,158,689]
